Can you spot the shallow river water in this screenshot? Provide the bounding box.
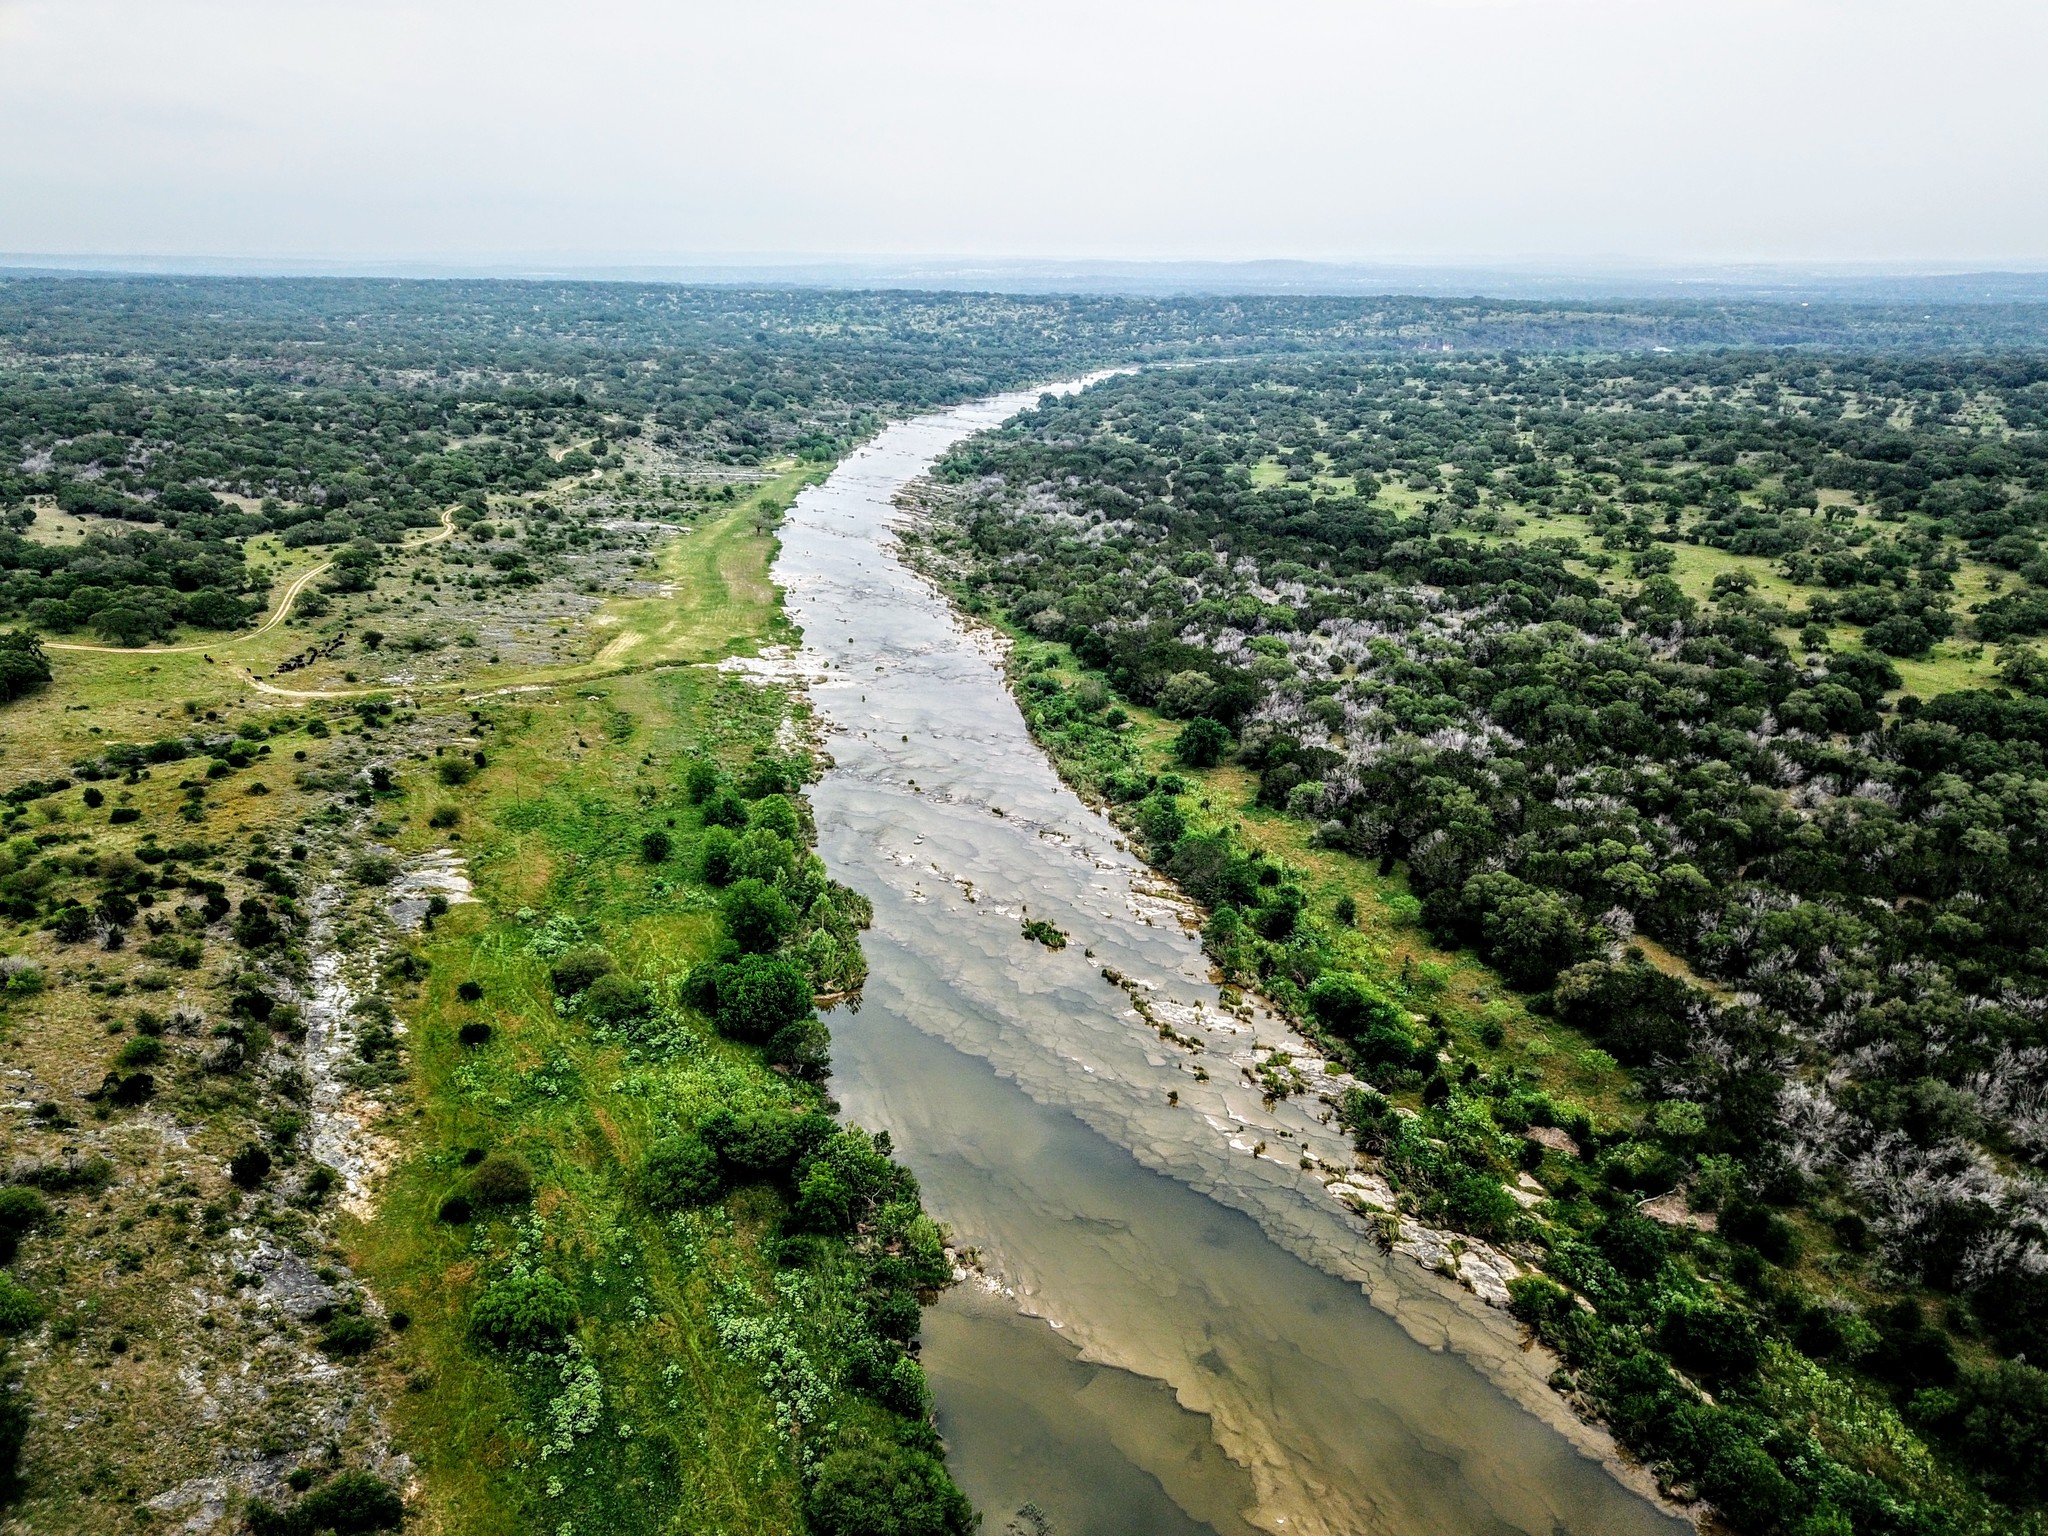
[773,389,1691,1536]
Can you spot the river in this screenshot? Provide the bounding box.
[772,387,1691,1536]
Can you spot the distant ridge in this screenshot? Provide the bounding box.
[5,253,2048,305]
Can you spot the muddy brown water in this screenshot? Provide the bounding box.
[773,388,1690,1536]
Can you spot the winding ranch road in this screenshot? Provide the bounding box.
[42,508,456,657]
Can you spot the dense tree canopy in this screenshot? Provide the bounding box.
[924,352,2048,1535]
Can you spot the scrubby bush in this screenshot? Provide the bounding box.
[1659,1298,1762,1387]
[118,1035,163,1068]
[639,1135,721,1211]
[702,954,813,1042]
[457,1021,492,1047]
[548,945,615,996]
[1173,716,1230,768]
[0,1188,51,1256]
[721,878,797,951]
[1720,1201,1800,1265]
[581,972,652,1031]
[1926,1359,2048,1502]
[793,1128,907,1233]
[684,758,721,803]
[701,788,749,830]
[469,1268,577,1352]
[0,631,51,705]
[699,823,739,884]
[808,1442,972,1536]
[767,1017,832,1078]
[749,793,802,840]
[1594,1213,1669,1281]
[318,1312,380,1358]
[229,1143,273,1190]
[246,1469,405,1536]
[467,1151,534,1207]
[437,1195,473,1225]
[456,980,484,1003]
[0,1272,43,1334]
[698,1106,834,1182]
[640,828,672,863]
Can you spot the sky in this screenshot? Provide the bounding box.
[2,0,2044,270]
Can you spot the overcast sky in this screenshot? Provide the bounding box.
[2,0,2043,268]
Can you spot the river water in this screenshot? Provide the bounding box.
[774,388,1689,1536]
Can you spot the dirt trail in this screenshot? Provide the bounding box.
[44,507,456,656]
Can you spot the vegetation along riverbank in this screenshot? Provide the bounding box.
[0,275,2045,1534]
[906,353,2048,1536]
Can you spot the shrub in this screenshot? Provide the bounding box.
[0,1188,52,1250]
[701,788,749,830]
[456,980,484,1002]
[548,945,615,996]
[749,794,802,841]
[699,823,739,884]
[792,1129,902,1233]
[437,1195,474,1225]
[1939,1358,2048,1502]
[0,1394,22,1504]
[741,754,803,799]
[318,1312,380,1357]
[118,1035,163,1068]
[469,1268,577,1352]
[246,1469,405,1536]
[1173,716,1230,768]
[866,1288,922,1343]
[640,828,673,863]
[349,854,398,886]
[467,1151,534,1207]
[1698,1430,1796,1534]
[1307,971,1403,1037]
[0,630,52,705]
[1594,1213,1668,1280]
[427,804,461,829]
[683,758,721,803]
[721,878,796,952]
[0,1272,43,1334]
[807,1444,974,1536]
[860,1346,932,1418]
[581,973,652,1031]
[1507,1274,1574,1332]
[767,1017,832,1078]
[639,1135,721,1211]
[1720,1201,1800,1265]
[1552,959,1696,1067]
[457,1021,492,1047]
[435,756,475,787]
[1439,1171,1517,1239]
[1020,917,1067,949]
[1659,1298,1761,1386]
[707,954,813,1042]
[699,1107,834,1181]
[229,1143,273,1190]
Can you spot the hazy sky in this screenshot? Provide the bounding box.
[3,0,2043,267]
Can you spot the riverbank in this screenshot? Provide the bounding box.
[899,526,1698,1524]
[772,390,1692,1536]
